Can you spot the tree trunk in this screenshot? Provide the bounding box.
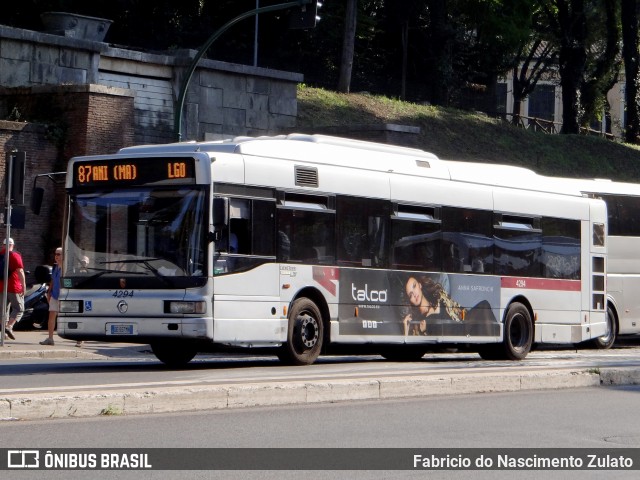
[512,67,524,125]
[622,0,640,143]
[579,0,620,129]
[337,0,358,93]
[401,21,408,100]
[556,0,587,134]
[428,0,451,106]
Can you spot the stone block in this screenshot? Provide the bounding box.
[223,107,246,127]
[246,109,269,129]
[599,368,640,385]
[60,49,92,69]
[35,45,60,66]
[227,383,307,408]
[31,62,86,84]
[0,400,10,420]
[248,93,269,111]
[268,113,297,131]
[306,379,380,403]
[379,376,453,398]
[0,59,30,86]
[199,87,223,124]
[0,38,33,61]
[519,371,600,390]
[123,387,229,414]
[269,95,297,116]
[451,373,521,394]
[247,77,270,95]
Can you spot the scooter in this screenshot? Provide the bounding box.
[23,283,50,330]
[12,265,51,331]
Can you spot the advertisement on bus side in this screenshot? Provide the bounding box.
[333,269,500,337]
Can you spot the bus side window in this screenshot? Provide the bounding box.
[228,199,250,255]
[277,209,335,264]
[230,218,249,254]
[442,207,493,274]
[337,197,389,268]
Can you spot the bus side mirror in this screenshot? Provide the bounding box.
[213,197,229,230]
[31,186,45,215]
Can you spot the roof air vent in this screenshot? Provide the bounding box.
[295,165,319,188]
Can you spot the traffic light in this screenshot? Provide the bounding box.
[289,0,321,29]
[4,151,26,204]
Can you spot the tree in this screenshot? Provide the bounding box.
[511,39,557,125]
[541,0,588,134]
[578,0,620,131]
[426,0,454,106]
[622,0,640,143]
[455,0,537,113]
[338,0,358,93]
[540,0,621,135]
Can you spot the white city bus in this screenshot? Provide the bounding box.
[55,134,608,366]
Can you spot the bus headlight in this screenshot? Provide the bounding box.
[59,300,83,313]
[167,301,206,314]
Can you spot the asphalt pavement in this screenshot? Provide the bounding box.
[1,331,640,422]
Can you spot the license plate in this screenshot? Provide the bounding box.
[108,324,136,335]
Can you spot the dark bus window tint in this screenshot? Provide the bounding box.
[252,200,276,256]
[541,217,581,279]
[229,199,251,255]
[391,219,441,271]
[277,209,335,264]
[337,197,389,268]
[603,195,640,236]
[441,208,493,274]
[215,197,276,275]
[494,226,542,277]
[602,195,620,235]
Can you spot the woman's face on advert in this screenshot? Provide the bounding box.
[405,277,423,306]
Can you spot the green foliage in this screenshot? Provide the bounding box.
[100,404,122,416]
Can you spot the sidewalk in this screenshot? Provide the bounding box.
[0,329,149,360]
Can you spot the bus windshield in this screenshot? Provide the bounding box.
[64,187,208,289]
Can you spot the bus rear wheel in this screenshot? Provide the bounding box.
[151,341,197,367]
[591,305,616,349]
[278,298,324,366]
[478,302,532,361]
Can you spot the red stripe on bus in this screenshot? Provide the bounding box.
[313,267,340,296]
[501,277,581,291]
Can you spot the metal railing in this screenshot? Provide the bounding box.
[503,114,616,140]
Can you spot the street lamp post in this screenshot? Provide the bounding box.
[174,0,314,142]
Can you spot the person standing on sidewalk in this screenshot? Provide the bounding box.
[1,238,26,340]
[40,247,62,346]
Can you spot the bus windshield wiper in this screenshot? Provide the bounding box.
[73,267,145,287]
[115,258,177,287]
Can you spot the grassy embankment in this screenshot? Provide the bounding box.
[296,86,640,182]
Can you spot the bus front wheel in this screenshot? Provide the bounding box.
[278,298,324,366]
[151,341,197,367]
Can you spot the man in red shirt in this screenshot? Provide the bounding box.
[1,238,26,340]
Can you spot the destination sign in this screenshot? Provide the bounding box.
[72,157,196,188]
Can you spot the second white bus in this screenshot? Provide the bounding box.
[550,178,640,348]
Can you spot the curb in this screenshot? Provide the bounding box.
[2,367,638,422]
[0,349,105,360]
